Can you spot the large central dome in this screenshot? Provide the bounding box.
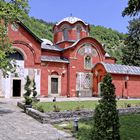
[56,16,88,25]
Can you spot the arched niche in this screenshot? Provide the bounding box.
[51,71,59,76]
[8,50,24,61]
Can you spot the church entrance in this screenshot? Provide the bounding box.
[51,78,58,94]
[13,79,21,97]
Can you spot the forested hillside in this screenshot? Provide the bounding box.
[22,17,126,63]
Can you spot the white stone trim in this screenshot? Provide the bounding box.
[48,75,61,96]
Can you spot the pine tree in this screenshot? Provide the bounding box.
[91,74,120,140]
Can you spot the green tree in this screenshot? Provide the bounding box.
[0,0,29,75]
[91,74,120,140]
[122,0,140,17]
[90,25,126,63]
[122,18,140,66]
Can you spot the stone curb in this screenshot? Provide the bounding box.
[17,102,140,124]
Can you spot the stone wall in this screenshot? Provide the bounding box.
[17,102,140,124]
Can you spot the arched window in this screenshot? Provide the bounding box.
[8,51,24,60]
[77,26,81,40]
[63,28,68,41]
[85,55,92,69]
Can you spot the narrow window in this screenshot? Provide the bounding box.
[125,81,127,89]
[77,26,81,40]
[85,56,92,69]
[63,28,68,41]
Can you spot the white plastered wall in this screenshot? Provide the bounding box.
[1,60,41,98]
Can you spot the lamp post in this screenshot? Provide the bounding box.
[73,115,78,132]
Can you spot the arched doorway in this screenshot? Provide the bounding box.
[8,50,24,97]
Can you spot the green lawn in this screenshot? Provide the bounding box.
[55,114,140,140]
[33,100,140,112]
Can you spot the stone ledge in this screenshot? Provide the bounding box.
[17,102,140,124]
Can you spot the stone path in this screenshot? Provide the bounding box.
[0,99,76,140]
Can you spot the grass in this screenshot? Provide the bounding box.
[33,100,140,112]
[55,114,140,140]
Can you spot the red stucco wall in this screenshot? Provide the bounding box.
[8,23,41,67]
[93,63,140,98]
[112,74,140,98]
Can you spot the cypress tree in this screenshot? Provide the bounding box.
[91,73,120,140]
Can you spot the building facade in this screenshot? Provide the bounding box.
[0,17,140,98]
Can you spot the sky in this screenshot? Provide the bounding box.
[28,0,132,33]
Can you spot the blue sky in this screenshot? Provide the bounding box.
[29,0,131,33]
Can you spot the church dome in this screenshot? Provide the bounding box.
[41,39,53,45]
[56,16,88,25]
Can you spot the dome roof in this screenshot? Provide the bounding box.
[56,16,88,25]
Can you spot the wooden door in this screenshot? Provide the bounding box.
[51,78,58,94]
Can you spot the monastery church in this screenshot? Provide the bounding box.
[1,16,140,98]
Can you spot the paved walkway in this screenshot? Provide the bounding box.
[0,98,75,140]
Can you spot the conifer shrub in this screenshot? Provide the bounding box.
[24,76,31,97]
[32,79,37,98]
[91,73,120,140]
[24,76,32,105]
[23,76,38,105]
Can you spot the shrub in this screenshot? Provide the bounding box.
[24,76,32,97]
[24,96,32,105]
[32,79,37,97]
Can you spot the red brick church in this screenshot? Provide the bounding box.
[1,16,140,98]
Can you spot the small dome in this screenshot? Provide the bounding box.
[41,39,53,45]
[105,53,110,57]
[56,16,88,25]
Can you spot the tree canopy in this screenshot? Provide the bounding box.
[122,0,140,17]
[122,18,140,66]
[0,0,29,76]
